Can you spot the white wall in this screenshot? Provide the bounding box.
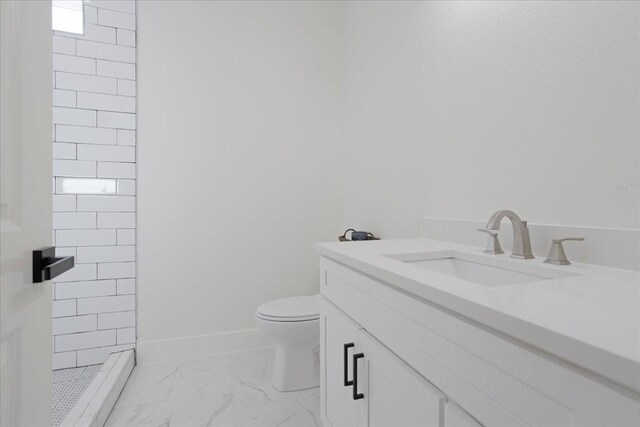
[137,1,639,359]
[137,1,343,352]
[51,0,137,369]
[342,1,640,238]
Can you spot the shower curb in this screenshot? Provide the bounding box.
[59,350,135,427]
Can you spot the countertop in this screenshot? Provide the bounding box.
[315,238,640,393]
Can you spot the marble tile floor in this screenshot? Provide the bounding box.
[105,347,320,427]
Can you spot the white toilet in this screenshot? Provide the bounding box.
[255,295,320,392]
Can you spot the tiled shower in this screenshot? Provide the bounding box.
[51,0,136,370]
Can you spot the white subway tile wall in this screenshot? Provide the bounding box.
[52,0,136,370]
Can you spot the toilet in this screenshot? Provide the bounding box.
[256,295,320,392]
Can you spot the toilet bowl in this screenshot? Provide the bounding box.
[255,295,320,392]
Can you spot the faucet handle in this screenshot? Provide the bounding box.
[478,229,504,255]
[544,237,584,265]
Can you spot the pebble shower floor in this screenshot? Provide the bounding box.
[51,364,102,426]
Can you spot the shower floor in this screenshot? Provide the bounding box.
[51,364,102,426]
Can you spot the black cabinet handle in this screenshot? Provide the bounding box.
[33,247,74,283]
[352,353,364,400]
[343,343,354,386]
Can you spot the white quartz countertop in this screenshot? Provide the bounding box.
[315,238,640,393]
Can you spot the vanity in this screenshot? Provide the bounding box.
[315,234,640,426]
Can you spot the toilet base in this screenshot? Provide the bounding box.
[271,344,319,392]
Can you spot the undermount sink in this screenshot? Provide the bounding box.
[384,250,578,287]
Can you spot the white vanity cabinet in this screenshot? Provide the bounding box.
[321,298,446,427]
[319,255,640,427]
[444,403,482,427]
[321,298,361,427]
[356,329,446,427]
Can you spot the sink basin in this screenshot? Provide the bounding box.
[384,250,578,287]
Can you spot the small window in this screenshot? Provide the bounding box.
[52,1,84,35]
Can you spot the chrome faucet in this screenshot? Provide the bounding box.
[485,210,534,259]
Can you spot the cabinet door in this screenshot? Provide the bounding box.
[357,330,446,427]
[321,298,362,427]
[444,402,482,427]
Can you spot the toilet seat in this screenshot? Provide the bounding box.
[256,295,319,322]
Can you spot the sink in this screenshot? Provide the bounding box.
[384,250,578,287]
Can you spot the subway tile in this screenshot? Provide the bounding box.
[53,212,96,229]
[93,0,136,14]
[53,107,96,127]
[55,247,76,258]
[77,144,135,162]
[55,280,117,300]
[97,111,135,129]
[98,8,136,30]
[97,262,136,280]
[77,195,135,212]
[97,213,135,228]
[56,177,117,195]
[50,0,137,359]
[116,179,135,195]
[77,40,135,63]
[53,299,76,318]
[97,60,135,80]
[77,246,135,263]
[117,28,135,47]
[78,23,117,44]
[116,278,135,295]
[77,92,135,113]
[54,263,97,283]
[117,79,135,96]
[53,89,76,107]
[116,327,135,344]
[52,195,77,212]
[116,229,135,245]
[53,142,77,160]
[56,280,116,299]
[53,36,76,55]
[56,229,116,246]
[116,129,135,146]
[84,5,98,24]
[56,72,117,94]
[53,315,98,335]
[77,295,135,314]
[76,344,134,366]
[97,162,135,178]
[53,53,96,75]
[98,311,135,330]
[55,329,116,352]
[56,125,117,145]
[53,159,96,177]
[52,351,77,370]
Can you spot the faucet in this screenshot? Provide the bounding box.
[485,210,534,259]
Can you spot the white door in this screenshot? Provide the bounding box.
[320,298,362,427]
[1,1,53,425]
[357,330,446,427]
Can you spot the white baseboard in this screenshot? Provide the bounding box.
[136,328,274,364]
[418,217,640,271]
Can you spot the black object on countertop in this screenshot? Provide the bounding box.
[339,229,380,242]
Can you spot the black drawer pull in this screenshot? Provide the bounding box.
[33,247,75,283]
[353,352,364,400]
[344,343,354,386]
